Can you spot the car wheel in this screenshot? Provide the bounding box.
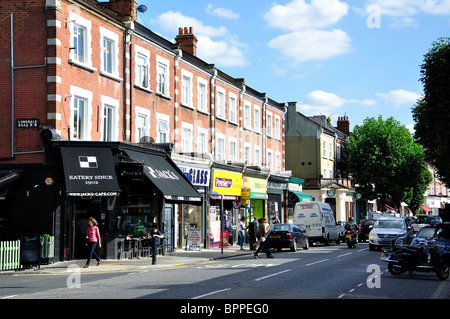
[291,239,297,252]
[436,263,449,281]
[303,239,309,250]
[369,244,376,251]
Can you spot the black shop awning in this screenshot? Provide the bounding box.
[124,149,202,203]
[61,147,120,196]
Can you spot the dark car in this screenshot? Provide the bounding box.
[415,223,450,263]
[268,223,309,251]
[358,219,374,242]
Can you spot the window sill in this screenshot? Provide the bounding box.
[133,83,153,94]
[68,59,97,73]
[155,92,172,100]
[99,70,123,82]
[180,102,195,110]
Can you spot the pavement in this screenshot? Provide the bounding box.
[2,245,254,275]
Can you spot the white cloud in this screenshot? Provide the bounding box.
[206,4,240,20]
[153,10,247,67]
[264,0,349,30]
[361,0,450,27]
[377,89,422,107]
[268,29,352,63]
[265,0,352,63]
[298,90,376,116]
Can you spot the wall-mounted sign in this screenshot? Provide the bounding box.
[177,164,210,187]
[16,118,40,128]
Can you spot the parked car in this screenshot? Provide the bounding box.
[358,219,374,242]
[268,223,309,251]
[369,216,413,251]
[415,223,450,257]
[411,214,443,233]
[336,221,347,242]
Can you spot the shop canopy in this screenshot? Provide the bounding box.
[0,170,21,188]
[421,204,431,212]
[124,149,202,204]
[61,147,121,197]
[289,191,313,204]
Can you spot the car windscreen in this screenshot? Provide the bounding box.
[374,219,405,229]
[417,227,437,239]
[272,225,290,232]
[428,216,442,224]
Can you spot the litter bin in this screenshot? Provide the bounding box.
[40,235,55,264]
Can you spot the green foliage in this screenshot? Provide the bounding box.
[345,116,431,212]
[412,37,450,185]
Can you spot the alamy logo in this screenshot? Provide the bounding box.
[79,156,98,168]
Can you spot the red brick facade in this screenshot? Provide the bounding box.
[0,0,286,172]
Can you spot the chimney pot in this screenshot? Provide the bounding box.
[175,26,198,56]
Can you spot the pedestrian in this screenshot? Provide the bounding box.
[239,216,247,250]
[253,217,273,259]
[84,217,101,268]
[150,224,163,247]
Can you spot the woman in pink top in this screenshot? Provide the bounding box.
[84,217,101,268]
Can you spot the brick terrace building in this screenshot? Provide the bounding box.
[0,0,287,259]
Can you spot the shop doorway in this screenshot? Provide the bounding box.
[73,200,103,260]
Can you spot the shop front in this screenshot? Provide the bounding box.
[177,164,210,250]
[267,173,289,224]
[119,147,202,253]
[209,164,242,248]
[286,177,312,223]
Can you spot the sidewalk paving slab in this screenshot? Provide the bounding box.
[2,245,253,275]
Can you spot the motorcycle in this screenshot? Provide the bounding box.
[345,229,358,248]
[381,236,449,280]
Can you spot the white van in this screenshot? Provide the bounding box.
[293,202,340,245]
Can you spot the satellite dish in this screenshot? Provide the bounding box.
[137,5,147,13]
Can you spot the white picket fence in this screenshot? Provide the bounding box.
[0,240,21,271]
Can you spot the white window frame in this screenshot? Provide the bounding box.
[216,133,226,161]
[197,127,208,154]
[254,146,261,167]
[254,106,261,133]
[216,87,226,119]
[244,143,251,165]
[135,45,150,89]
[181,69,193,107]
[323,140,327,158]
[276,151,281,172]
[156,113,170,144]
[156,55,170,97]
[197,77,208,112]
[70,85,93,141]
[181,122,193,153]
[229,137,237,162]
[229,92,237,124]
[99,27,119,78]
[329,142,334,159]
[267,149,273,170]
[100,95,119,141]
[69,12,93,68]
[135,106,150,143]
[266,111,273,137]
[244,102,252,130]
[275,115,281,140]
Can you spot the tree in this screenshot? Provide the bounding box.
[345,116,431,212]
[412,37,450,185]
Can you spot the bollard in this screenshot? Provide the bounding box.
[152,237,157,265]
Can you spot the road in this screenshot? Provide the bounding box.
[1,243,448,305]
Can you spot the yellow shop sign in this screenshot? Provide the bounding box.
[212,169,242,196]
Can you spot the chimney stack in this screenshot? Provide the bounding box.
[110,0,138,22]
[336,116,350,135]
[175,27,198,56]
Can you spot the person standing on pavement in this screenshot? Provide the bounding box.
[84,217,101,268]
[239,216,247,250]
[253,217,273,259]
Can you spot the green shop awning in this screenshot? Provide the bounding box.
[289,191,312,203]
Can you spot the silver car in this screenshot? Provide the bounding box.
[369,216,412,251]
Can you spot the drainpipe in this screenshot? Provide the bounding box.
[4,13,47,160]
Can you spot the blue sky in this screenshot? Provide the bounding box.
[136,0,450,132]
